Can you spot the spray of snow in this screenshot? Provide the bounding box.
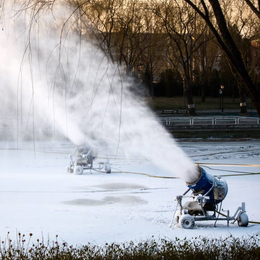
[0,1,199,183]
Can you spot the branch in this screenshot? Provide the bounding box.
[244,0,260,19]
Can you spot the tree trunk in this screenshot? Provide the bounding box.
[244,0,260,19]
[150,80,155,97]
[184,0,260,116]
[201,84,206,102]
[185,81,196,115]
[208,0,260,116]
[239,86,247,114]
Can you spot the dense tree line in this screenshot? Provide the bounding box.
[3,0,260,115]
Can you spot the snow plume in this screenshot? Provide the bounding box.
[0,1,198,182]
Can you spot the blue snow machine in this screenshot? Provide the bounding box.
[171,166,248,229]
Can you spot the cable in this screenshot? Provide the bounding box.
[89,162,260,179]
[197,163,260,177]
[199,163,260,167]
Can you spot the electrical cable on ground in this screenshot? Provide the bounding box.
[91,161,260,179]
[86,164,260,225]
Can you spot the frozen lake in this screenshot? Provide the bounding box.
[0,0,259,249]
[1,140,259,246]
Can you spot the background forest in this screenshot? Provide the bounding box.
[64,0,260,115]
[1,0,260,115]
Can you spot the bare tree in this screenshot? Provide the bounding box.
[154,0,211,115]
[244,0,260,19]
[219,1,259,114]
[195,29,219,102]
[183,0,260,116]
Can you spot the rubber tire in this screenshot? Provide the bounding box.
[179,214,195,229]
[74,166,83,175]
[175,210,181,223]
[238,213,249,227]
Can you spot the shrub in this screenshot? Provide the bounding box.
[0,233,259,259]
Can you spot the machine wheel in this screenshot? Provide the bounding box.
[238,213,249,227]
[179,214,195,229]
[174,210,181,223]
[74,166,83,175]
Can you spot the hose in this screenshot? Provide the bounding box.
[92,164,260,225]
[101,166,179,179]
[112,167,260,179]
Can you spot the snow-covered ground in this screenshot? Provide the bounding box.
[1,139,260,246]
[0,0,259,249]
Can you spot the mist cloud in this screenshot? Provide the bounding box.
[0,1,198,182]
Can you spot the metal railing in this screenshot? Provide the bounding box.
[163,117,260,126]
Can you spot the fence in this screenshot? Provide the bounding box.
[162,116,260,128]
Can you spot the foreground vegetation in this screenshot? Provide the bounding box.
[1,233,260,259]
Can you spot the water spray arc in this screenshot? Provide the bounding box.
[0,1,198,182]
[171,166,249,229]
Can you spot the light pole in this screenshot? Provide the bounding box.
[219,85,224,113]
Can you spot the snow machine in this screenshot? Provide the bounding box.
[170,166,248,229]
[67,145,111,175]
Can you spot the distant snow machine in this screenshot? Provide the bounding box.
[67,145,111,175]
[170,166,248,229]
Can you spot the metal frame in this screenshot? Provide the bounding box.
[67,146,111,174]
[170,188,248,228]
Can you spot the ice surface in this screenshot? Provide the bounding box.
[0,0,259,247]
[0,140,260,246]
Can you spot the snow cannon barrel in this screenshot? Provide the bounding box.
[186,166,228,205]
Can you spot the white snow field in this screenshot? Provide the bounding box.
[0,0,259,248]
[0,140,260,246]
